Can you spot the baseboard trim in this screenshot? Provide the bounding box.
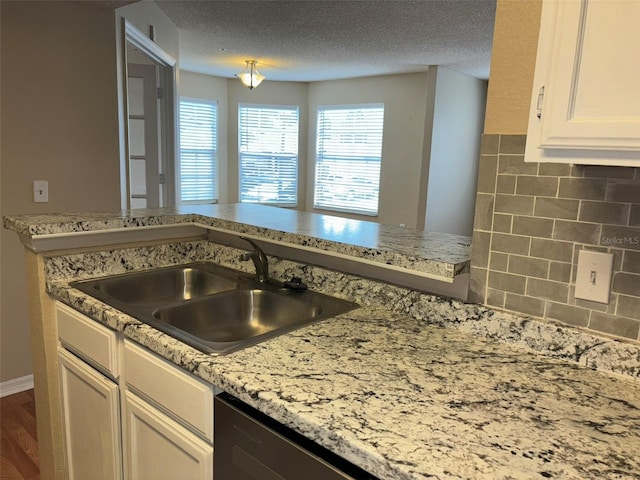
[0,374,34,398]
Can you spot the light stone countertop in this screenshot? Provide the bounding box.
[6,208,640,479]
[3,204,471,279]
[52,281,640,480]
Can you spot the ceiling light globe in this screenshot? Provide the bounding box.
[237,60,265,90]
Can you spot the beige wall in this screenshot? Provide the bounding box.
[0,1,121,382]
[484,0,542,133]
[0,0,525,384]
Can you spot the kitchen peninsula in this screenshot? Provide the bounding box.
[4,205,640,480]
[7,203,471,296]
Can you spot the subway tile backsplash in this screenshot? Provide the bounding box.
[470,134,640,343]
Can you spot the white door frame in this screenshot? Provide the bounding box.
[120,19,177,209]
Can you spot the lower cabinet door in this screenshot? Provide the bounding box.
[123,390,213,480]
[58,348,122,480]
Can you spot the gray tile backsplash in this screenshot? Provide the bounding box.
[470,134,640,343]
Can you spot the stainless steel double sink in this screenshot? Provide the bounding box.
[71,263,358,355]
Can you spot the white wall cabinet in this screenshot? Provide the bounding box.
[525,0,640,166]
[56,302,215,480]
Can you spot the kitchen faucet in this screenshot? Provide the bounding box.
[239,237,269,283]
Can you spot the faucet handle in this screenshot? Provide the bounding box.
[284,277,308,291]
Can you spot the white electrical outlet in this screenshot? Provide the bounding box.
[575,250,614,304]
[33,180,49,203]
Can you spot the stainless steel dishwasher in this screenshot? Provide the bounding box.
[214,393,380,480]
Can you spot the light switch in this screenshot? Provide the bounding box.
[575,250,614,304]
[33,180,49,203]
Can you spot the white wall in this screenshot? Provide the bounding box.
[307,74,430,228]
[176,74,310,207]
[179,73,434,226]
[178,72,230,201]
[226,80,310,206]
[116,1,179,60]
[424,67,487,236]
[179,71,488,232]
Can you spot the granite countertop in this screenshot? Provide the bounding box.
[52,280,640,480]
[3,204,471,279]
[7,209,640,479]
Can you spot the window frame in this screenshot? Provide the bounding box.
[313,103,385,216]
[237,103,300,207]
[177,97,219,205]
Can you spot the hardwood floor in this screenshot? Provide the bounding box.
[0,389,40,480]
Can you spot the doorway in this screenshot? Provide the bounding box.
[122,20,176,209]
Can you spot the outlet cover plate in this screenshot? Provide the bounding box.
[575,250,614,304]
[33,180,48,203]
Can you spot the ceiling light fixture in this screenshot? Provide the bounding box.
[236,60,265,90]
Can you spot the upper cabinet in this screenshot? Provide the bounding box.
[525,0,640,166]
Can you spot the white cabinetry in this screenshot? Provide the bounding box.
[57,302,122,480]
[58,348,122,479]
[124,391,213,480]
[56,302,215,480]
[525,0,640,166]
[123,340,215,442]
[122,340,214,480]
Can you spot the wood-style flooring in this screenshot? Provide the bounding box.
[0,389,40,480]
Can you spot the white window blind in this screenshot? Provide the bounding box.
[314,105,384,215]
[238,104,299,206]
[179,100,218,204]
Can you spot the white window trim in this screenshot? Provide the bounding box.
[178,97,219,205]
[313,103,384,216]
[238,103,300,207]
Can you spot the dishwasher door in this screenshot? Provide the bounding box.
[214,393,379,480]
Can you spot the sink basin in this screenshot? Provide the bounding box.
[155,289,321,342]
[150,285,356,354]
[71,262,358,355]
[73,263,240,306]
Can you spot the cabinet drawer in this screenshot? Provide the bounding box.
[124,340,214,442]
[57,302,119,378]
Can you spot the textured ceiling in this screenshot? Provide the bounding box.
[155,0,497,82]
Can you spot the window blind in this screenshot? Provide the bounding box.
[314,105,384,215]
[179,100,218,204]
[238,104,299,206]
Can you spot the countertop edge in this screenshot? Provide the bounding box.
[3,205,471,280]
